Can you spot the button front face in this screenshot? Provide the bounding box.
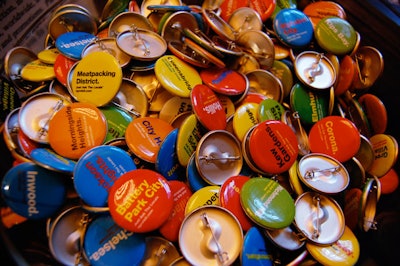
[200,67,247,96]
[108,169,174,233]
[55,32,96,60]
[308,116,361,162]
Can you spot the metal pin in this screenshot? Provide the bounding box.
[154,244,168,266]
[59,17,74,32]
[198,154,240,164]
[130,25,150,56]
[304,53,324,83]
[37,99,64,139]
[304,166,341,180]
[95,38,115,56]
[355,54,368,82]
[312,196,321,239]
[201,213,229,266]
[74,213,91,266]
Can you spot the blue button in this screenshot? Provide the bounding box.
[73,145,136,207]
[30,147,76,174]
[273,8,314,48]
[241,227,274,266]
[156,128,185,181]
[186,153,209,192]
[1,162,67,219]
[83,214,146,266]
[55,31,96,60]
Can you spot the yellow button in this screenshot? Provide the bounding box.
[38,48,60,64]
[21,59,55,82]
[185,185,220,215]
[233,102,259,142]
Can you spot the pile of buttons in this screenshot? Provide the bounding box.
[1,0,399,265]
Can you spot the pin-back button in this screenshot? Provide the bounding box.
[99,105,132,143]
[353,131,374,173]
[228,6,263,34]
[37,47,60,65]
[159,96,192,124]
[55,32,97,60]
[156,128,186,181]
[108,169,174,233]
[297,153,350,194]
[176,114,205,167]
[367,134,398,177]
[155,55,202,98]
[140,236,181,265]
[195,130,242,185]
[83,214,146,265]
[246,69,284,103]
[314,17,357,55]
[219,0,248,21]
[160,10,199,44]
[202,8,237,41]
[265,224,305,252]
[184,37,226,68]
[108,11,154,37]
[125,117,174,163]
[187,153,210,192]
[248,120,298,174]
[116,27,167,61]
[294,191,345,245]
[290,83,332,126]
[232,102,259,142]
[273,8,314,49]
[158,180,192,242]
[303,0,347,28]
[53,53,77,87]
[18,92,71,144]
[249,0,276,22]
[179,205,243,266]
[220,175,253,231]
[306,226,360,266]
[68,51,123,107]
[258,98,285,122]
[270,60,294,99]
[1,162,67,219]
[240,177,295,229]
[140,0,183,18]
[81,37,131,68]
[113,78,149,118]
[352,46,384,90]
[241,226,274,266]
[30,147,76,174]
[344,187,362,231]
[358,93,387,135]
[359,177,381,232]
[335,55,356,96]
[190,84,226,131]
[74,145,136,207]
[20,59,56,83]
[379,168,399,195]
[48,102,107,160]
[201,67,248,96]
[184,185,220,215]
[236,30,275,69]
[308,116,361,162]
[294,51,336,90]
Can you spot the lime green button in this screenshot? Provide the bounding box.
[315,17,357,55]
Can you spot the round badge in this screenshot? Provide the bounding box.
[155,55,202,98]
[246,69,283,102]
[294,51,336,90]
[108,169,174,233]
[195,130,243,186]
[359,177,381,232]
[220,175,253,231]
[30,147,76,174]
[344,188,362,231]
[273,8,314,48]
[140,236,181,265]
[367,134,398,177]
[200,67,248,96]
[248,120,298,174]
[248,0,276,22]
[54,53,77,87]
[294,191,345,245]
[176,114,205,167]
[241,226,274,266]
[265,225,305,252]
[100,105,132,143]
[20,59,55,82]
[155,128,186,181]
[358,93,387,135]
[306,226,360,266]
[232,102,259,142]
[258,98,285,122]
[55,32,96,60]
[184,185,221,215]
[228,6,263,33]
[314,17,357,55]
[186,153,210,192]
[159,96,192,123]
[334,55,356,96]
[158,180,193,242]
[38,48,60,65]
[83,214,146,266]
[190,84,227,131]
[270,60,294,99]
[379,168,399,195]
[308,116,361,162]
[179,205,243,266]
[18,92,71,144]
[125,117,174,163]
[1,162,67,219]
[48,102,108,160]
[297,153,350,194]
[74,145,136,207]
[303,0,347,28]
[240,177,295,229]
[68,51,123,107]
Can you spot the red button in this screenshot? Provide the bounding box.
[53,53,76,87]
[308,116,361,162]
[158,180,192,241]
[335,55,356,96]
[220,175,254,231]
[379,168,399,195]
[190,84,227,131]
[200,67,247,95]
[108,169,174,233]
[249,120,299,174]
[358,93,388,135]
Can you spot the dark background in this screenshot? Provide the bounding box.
[1,0,400,265]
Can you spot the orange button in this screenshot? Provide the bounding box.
[48,102,107,160]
